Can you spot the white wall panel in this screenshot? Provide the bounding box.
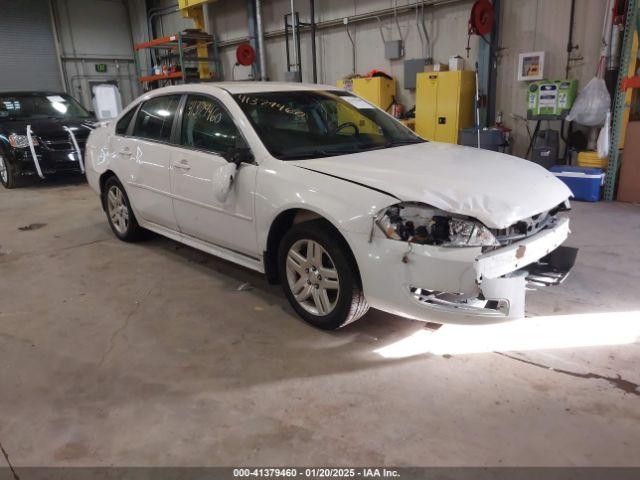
[496,0,607,156]
[143,0,606,158]
[54,0,141,108]
[191,0,478,106]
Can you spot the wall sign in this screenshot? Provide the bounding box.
[517,51,545,81]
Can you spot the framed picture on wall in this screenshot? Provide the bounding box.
[517,51,545,81]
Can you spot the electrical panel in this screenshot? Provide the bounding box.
[384,40,403,60]
[415,70,475,144]
[284,70,301,82]
[403,58,427,89]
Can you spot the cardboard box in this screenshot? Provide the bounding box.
[424,63,448,72]
[617,121,640,203]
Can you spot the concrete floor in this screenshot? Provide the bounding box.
[0,178,639,467]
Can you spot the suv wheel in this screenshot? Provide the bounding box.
[278,220,369,330]
[0,153,18,189]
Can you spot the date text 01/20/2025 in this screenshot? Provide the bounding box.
[232,468,400,478]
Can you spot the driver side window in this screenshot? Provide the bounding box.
[181,95,239,153]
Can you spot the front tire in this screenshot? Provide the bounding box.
[102,176,144,242]
[0,152,19,189]
[278,220,369,330]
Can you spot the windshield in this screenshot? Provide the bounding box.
[232,90,424,160]
[0,93,91,120]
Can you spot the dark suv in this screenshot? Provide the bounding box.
[0,91,95,188]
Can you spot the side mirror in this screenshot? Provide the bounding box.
[223,146,253,166]
[212,162,238,203]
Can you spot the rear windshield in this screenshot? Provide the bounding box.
[0,93,91,120]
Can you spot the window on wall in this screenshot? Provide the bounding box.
[132,95,181,142]
[180,95,239,153]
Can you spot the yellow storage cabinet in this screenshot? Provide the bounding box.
[336,77,396,135]
[415,70,475,144]
[337,77,396,111]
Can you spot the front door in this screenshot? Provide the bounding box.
[125,94,181,231]
[170,94,258,256]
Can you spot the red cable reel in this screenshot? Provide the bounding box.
[466,0,495,57]
[236,43,257,66]
[469,0,495,36]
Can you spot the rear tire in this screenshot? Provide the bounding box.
[0,152,19,189]
[278,220,369,330]
[102,176,145,242]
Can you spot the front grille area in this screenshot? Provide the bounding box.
[40,137,87,152]
[493,211,556,246]
[488,201,570,249]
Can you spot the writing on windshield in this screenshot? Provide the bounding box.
[232,90,423,160]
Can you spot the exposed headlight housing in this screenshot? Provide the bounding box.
[375,202,499,247]
[8,133,38,149]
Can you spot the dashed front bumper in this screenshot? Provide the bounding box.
[352,217,575,324]
[475,217,571,282]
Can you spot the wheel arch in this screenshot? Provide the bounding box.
[98,169,118,210]
[0,141,15,165]
[263,208,362,286]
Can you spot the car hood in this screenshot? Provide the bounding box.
[0,117,94,138]
[290,142,572,229]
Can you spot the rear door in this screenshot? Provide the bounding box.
[170,94,258,256]
[124,94,182,231]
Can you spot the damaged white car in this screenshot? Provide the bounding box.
[85,83,577,330]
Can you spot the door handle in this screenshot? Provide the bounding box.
[119,147,132,157]
[173,159,191,171]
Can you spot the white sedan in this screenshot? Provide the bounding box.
[86,82,576,330]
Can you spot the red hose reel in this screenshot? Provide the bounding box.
[468,0,495,36]
[236,43,257,66]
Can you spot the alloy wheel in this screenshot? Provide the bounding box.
[107,185,129,235]
[285,239,340,316]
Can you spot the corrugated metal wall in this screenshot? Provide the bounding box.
[0,0,63,92]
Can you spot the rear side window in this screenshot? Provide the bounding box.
[180,95,239,153]
[133,95,181,142]
[115,108,136,135]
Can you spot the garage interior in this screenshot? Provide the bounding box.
[1,0,640,473]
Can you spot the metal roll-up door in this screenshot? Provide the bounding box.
[0,0,63,92]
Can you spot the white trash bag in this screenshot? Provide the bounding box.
[566,77,611,126]
[597,111,611,158]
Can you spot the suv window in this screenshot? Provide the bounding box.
[115,107,136,135]
[133,95,181,142]
[181,95,239,153]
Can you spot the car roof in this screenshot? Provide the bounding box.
[142,81,341,97]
